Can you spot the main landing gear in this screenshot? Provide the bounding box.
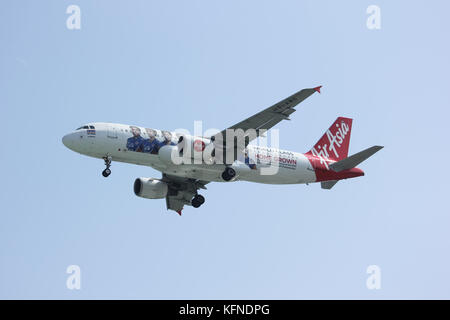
[102,156,112,177]
[221,167,236,181]
[191,194,205,208]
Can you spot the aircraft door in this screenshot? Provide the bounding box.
[107,125,118,139]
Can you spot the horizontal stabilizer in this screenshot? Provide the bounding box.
[321,180,338,189]
[329,146,383,172]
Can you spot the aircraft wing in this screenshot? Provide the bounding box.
[213,86,322,163]
[161,174,209,215]
[220,86,322,139]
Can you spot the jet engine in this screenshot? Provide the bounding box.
[158,145,181,165]
[133,178,168,199]
[176,135,215,164]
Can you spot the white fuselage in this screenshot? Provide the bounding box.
[62,122,318,184]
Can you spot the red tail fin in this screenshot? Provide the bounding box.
[306,117,353,161]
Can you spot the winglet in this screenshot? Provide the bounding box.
[176,210,182,216]
[314,85,322,94]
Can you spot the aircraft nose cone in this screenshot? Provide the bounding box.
[62,133,74,149]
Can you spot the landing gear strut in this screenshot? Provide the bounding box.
[191,194,205,208]
[102,156,112,177]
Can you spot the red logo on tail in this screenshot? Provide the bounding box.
[306,117,353,169]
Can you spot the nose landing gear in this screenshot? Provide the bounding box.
[102,156,112,177]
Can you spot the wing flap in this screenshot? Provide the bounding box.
[166,196,186,215]
[162,174,209,215]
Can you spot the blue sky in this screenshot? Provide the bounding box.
[1,0,449,299]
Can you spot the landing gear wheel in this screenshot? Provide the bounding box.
[102,156,112,177]
[191,194,205,208]
[221,167,236,181]
[102,168,111,177]
[195,194,205,205]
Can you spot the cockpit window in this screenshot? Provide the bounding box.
[89,125,95,129]
[76,125,90,130]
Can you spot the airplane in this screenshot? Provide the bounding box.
[62,86,383,215]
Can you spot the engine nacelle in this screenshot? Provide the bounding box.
[158,145,181,165]
[133,178,168,199]
[176,134,215,164]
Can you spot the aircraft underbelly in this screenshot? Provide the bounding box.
[103,149,316,185]
[86,130,316,185]
[163,154,316,185]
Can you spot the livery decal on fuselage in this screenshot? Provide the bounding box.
[251,146,297,170]
[126,126,176,154]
